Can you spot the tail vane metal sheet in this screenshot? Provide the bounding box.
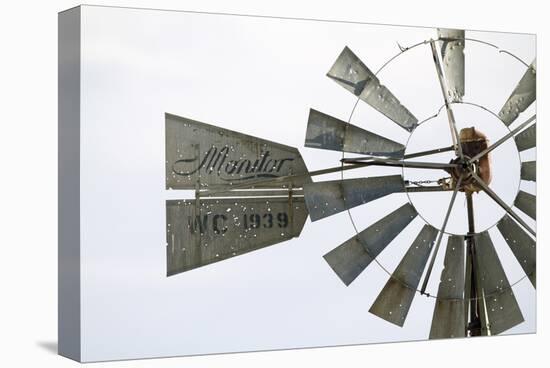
[165,113,311,190]
[166,197,308,276]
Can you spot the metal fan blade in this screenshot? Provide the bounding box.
[497,215,536,287]
[437,29,465,102]
[303,175,404,222]
[473,232,524,335]
[327,47,418,131]
[498,59,536,126]
[369,225,438,327]
[514,123,536,152]
[520,161,536,182]
[514,190,536,220]
[430,235,466,339]
[324,203,417,286]
[305,108,405,158]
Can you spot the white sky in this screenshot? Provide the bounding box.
[79,5,536,361]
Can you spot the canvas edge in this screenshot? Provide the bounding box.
[58,5,82,362]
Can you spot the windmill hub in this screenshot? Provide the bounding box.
[447,127,492,193]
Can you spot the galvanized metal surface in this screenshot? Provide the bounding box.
[514,190,536,220]
[305,108,405,157]
[165,113,311,190]
[437,29,465,103]
[429,40,464,159]
[521,161,536,182]
[166,197,308,276]
[327,47,418,131]
[369,225,438,327]
[303,175,405,222]
[514,123,536,152]
[498,59,536,126]
[429,235,466,339]
[497,215,536,287]
[473,232,524,335]
[323,203,418,286]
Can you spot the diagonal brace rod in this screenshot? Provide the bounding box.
[346,157,458,170]
[468,114,536,164]
[420,174,463,295]
[469,169,535,236]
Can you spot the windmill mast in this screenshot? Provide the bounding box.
[465,192,483,336]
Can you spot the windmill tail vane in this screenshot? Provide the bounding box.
[165,28,536,339]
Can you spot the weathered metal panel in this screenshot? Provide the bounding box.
[369,225,438,327]
[324,203,417,286]
[499,59,536,126]
[430,235,466,339]
[521,161,536,182]
[514,123,536,152]
[303,175,405,222]
[166,196,308,276]
[305,108,405,157]
[473,232,524,335]
[497,215,536,287]
[165,113,311,190]
[514,190,536,220]
[326,47,418,131]
[437,29,465,103]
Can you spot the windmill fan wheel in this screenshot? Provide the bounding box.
[303,28,536,338]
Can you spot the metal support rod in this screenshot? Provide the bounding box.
[200,163,364,195]
[463,235,473,334]
[466,192,475,232]
[201,148,457,196]
[420,174,463,295]
[429,39,464,160]
[404,185,452,193]
[402,145,455,160]
[288,182,294,235]
[343,157,458,170]
[468,114,536,164]
[202,146,457,196]
[341,145,455,162]
[469,169,535,236]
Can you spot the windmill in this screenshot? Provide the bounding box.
[165,28,536,339]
